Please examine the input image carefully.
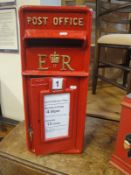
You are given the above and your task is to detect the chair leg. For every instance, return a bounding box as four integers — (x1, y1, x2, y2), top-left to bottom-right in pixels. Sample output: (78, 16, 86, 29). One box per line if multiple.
(123, 49, 130, 87)
(127, 70, 131, 93)
(92, 44, 101, 94)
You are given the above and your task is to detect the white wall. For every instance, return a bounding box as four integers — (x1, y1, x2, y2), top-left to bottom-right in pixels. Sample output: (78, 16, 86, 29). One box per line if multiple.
(17, 0, 40, 7)
(0, 0, 40, 121)
(0, 0, 62, 121)
(40, 0, 61, 6)
(0, 54, 23, 121)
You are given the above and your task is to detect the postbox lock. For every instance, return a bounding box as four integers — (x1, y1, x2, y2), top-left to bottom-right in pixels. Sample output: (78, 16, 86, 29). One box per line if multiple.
(28, 127, 33, 142)
(124, 134, 131, 158)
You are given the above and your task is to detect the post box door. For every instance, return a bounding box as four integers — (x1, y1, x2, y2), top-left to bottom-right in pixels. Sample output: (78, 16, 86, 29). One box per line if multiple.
(28, 77, 78, 155)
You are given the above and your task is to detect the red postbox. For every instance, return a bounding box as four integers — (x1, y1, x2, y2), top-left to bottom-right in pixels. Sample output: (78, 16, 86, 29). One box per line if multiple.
(19, 6, 92, 155)
(110, 94, 131, 174)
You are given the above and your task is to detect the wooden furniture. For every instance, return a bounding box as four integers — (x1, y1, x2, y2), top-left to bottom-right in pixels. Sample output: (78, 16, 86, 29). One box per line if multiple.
(92, 1, 131, 94)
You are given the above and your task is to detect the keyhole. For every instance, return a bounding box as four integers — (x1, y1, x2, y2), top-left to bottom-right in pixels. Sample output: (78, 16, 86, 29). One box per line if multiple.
(56, 81, 59, 87)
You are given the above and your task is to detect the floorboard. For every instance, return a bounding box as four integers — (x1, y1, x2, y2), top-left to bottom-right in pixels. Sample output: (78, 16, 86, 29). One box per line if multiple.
(87, 85, 125, 121)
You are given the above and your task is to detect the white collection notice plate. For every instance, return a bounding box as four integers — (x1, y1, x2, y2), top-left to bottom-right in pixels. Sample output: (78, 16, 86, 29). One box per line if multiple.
(44, 93, 70, 140)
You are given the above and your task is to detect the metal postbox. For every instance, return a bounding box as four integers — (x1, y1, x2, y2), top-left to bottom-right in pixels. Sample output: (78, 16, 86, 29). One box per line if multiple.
(110, 94, 131, 174)
(19, 6, 92, 155)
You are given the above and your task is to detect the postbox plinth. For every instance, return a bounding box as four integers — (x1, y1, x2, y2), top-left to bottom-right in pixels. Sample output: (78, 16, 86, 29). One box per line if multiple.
(19, 6, 92, 155)
(110, 94, 131, 175)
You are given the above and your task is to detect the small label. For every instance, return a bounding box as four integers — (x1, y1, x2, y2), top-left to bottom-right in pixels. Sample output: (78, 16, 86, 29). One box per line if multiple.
(59, 32, 68, 36)
(52, 78, 63, 90)
(70, 85, 77, 90)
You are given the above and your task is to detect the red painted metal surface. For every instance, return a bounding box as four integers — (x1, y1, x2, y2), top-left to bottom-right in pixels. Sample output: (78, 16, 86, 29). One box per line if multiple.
(19, 6, 92, 155)
(110, 94, 131, 175)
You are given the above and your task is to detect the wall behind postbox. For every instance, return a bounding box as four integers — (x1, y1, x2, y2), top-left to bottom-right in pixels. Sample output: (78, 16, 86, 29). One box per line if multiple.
(0, 0, 42, 121)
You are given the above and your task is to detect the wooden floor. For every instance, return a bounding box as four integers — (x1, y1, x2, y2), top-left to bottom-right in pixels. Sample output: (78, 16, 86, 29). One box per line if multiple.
(0, 124, 14, 142)
(87, 85, 126, 121)
(0, 117, 123, 175)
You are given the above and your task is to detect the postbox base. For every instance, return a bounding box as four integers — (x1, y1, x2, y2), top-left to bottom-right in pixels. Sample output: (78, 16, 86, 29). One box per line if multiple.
(110, 154, 131, 175)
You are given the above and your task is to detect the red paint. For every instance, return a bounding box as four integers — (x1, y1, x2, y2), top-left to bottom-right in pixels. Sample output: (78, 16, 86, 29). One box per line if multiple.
(19, 6, 92, 155)
(110, 95, 131, 175)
